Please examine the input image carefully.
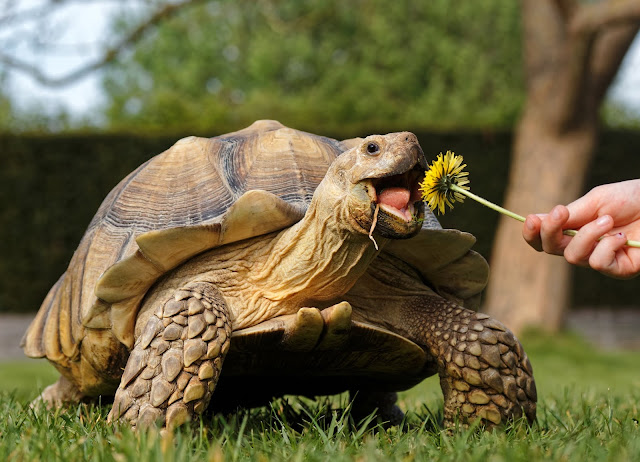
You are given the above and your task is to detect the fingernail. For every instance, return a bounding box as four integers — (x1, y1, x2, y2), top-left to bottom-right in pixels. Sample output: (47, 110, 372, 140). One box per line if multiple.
(551, 206, 563, 221)
(596, 215, 611, 226)
(525, 217, 535, 230)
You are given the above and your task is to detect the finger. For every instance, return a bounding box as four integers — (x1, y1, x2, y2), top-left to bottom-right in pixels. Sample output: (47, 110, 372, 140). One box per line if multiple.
(540, 205, 572, 255)
(563, 194, 599, 229)
(566, 181, 640, 228)
(589, 233, 639, 279)
(563, 215, 614, 266)
(523, 214, 543, 251)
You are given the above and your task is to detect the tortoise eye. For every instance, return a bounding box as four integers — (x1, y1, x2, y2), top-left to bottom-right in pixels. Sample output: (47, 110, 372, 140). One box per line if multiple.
(366, 142, 380, 155)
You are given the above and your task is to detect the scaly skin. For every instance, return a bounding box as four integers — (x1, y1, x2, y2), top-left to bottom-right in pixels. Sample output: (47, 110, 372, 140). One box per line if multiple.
(108, 282, 231, 429)
(399, 296, 537, 427)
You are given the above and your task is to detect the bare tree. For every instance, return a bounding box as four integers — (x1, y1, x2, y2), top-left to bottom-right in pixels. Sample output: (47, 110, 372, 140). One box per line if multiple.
(484, 0, 640, 333)
(0, 0, 205, 87)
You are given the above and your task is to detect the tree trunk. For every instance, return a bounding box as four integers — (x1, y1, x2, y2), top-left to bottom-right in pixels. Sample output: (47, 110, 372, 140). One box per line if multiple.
(483, 111, 597, 333)
(483, 0, 639, 333)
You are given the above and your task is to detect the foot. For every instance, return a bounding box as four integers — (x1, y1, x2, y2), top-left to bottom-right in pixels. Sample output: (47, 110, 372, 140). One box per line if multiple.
(410, 299, 536, 427)
(32, 374, 84, 408)
(108, 282, 231, 429)
(280, 302, 353, 351)
(350, 390, 404, 427)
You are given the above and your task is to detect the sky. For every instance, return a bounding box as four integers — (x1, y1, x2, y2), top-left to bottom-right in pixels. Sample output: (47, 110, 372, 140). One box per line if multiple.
(4, 1, 131, 118)
(609, 35, 640, 113)
(4, 1, 640, 121)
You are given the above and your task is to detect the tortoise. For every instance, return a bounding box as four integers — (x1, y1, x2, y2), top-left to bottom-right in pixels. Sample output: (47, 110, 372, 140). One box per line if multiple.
(22, 120, 536, 429)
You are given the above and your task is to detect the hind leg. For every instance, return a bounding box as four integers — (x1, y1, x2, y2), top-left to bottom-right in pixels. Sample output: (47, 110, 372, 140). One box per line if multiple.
(108, 282, 231, 429)
(350, 390, 404, 426)
(32, 373, 84, 408)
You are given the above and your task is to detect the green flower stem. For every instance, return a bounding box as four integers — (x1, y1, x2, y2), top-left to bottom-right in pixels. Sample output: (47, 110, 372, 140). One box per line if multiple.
(449, 184, 640, 248)
(450, 184, 525, 222)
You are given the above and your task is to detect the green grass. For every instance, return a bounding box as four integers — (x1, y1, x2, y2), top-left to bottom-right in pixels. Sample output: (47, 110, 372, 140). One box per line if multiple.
(1, 331, 639, 461)
(0, 359, 59, 401)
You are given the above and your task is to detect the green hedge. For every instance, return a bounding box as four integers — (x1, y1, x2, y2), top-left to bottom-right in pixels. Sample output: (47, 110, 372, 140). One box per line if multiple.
(1, 130, 638, 314)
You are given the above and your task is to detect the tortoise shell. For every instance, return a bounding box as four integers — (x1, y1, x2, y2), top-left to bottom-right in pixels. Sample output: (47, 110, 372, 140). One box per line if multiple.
(22, 120, 488, 396)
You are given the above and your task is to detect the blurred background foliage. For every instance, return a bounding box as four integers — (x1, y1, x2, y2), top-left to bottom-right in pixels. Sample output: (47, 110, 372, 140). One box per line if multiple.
(0, 0, 637, 133)
(103, 0, 524, 134)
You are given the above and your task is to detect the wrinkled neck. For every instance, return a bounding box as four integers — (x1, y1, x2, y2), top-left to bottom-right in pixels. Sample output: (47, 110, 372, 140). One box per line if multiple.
(253, 183, 387, 304)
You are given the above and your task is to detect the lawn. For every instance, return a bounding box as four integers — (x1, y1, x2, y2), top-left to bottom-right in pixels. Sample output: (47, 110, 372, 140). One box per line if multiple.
(1, 331, 639, 461)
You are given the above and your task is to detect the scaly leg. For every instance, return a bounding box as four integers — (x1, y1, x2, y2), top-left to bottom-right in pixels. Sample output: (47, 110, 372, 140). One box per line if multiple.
(108, 282, 231, 429)
(401, 296, 537, 427)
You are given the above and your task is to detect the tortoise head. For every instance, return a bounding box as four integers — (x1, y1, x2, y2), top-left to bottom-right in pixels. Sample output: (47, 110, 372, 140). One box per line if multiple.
(318, 131, 427, 239)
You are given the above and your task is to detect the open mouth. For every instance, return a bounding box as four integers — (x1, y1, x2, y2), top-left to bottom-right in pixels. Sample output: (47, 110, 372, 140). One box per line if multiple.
(370, 165, 425, 222)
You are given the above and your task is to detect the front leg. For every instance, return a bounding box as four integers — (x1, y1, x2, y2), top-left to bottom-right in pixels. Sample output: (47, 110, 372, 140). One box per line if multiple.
(401, 296, 537, 427)
(108, 282, 231, 429)
(31, 374, 84, 408)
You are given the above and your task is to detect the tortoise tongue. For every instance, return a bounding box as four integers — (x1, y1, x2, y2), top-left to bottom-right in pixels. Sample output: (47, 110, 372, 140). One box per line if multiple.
(378, 187, 410, 210)
(378, 187, 413, 222)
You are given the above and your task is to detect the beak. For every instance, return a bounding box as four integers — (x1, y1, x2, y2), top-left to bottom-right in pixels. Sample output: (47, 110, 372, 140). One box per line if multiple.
(415, 144, 427, 169)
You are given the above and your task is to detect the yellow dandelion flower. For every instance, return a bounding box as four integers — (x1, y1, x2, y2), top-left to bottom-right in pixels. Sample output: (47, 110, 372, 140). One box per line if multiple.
(419, 150, 529, 223)
(419, 149, 640, 248)
(420, 151, 470, 214)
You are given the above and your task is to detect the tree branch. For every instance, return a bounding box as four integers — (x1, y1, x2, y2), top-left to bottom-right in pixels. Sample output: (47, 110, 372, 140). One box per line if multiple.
(551, 0, 577, 23)
(572, 0, 640, 34)
(0, 0, 128, 28)
(549, 0, 640, 130)
(520, 0, 567, 91)
(0, 3, 48, 27)
(588, 22, 640, 107)
(0, 0, 207, 87)
(547, 27, 595, 130)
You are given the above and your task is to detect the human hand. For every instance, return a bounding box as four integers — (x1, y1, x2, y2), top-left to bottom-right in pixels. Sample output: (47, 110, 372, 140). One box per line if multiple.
(522, 180, 640, 279)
